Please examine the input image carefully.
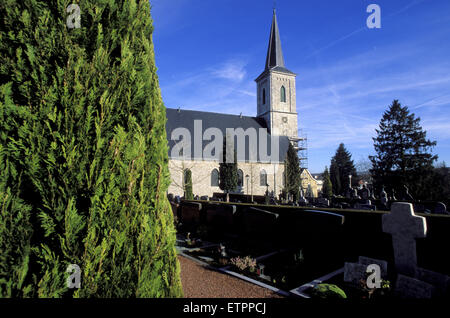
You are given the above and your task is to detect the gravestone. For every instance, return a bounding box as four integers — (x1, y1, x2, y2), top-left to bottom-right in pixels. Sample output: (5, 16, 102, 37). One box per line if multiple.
(434, 202, 447, 215)
(180, 201, 203, 229)
(351, 188, 360, 199)
(291, 210, 345, 269)
(206, 204, 236, 232)
(298, 192, 308, 206)
(395, 274, 434, 299)
(344, 256, 388, 285)
(242, 207, 279, 236)
(358, 256, 388, 278)
(354, 201, 376, 210)
(414, 267, 450, 297)
(400, 185, 414, 201)
(317, 197, 330, 207)
(413, 203, 426, 214)
(390, 189, 397, 201)
(380, 188, 388, 208)
(345, 186, 353, 199)
(359, 186, 370, 201)
(382, 202, 427, 277)
(343, 262, 368, 285)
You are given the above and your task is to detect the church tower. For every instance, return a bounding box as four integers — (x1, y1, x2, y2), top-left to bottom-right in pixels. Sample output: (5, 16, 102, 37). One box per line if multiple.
(255, 10, 298, 139)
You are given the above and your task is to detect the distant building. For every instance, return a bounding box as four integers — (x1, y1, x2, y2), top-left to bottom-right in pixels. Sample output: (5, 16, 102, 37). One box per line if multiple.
(165, 10, 317, 198)
(312, 173, 324, 195)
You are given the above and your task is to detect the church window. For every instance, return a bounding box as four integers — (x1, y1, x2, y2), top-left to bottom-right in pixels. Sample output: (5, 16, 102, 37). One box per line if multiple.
(262, 88, 266, 105)
(211, 169, 219, 187)
(280, 86, 286, 103)
(237, 169, 244, 188)
(260, 169, 267, 186)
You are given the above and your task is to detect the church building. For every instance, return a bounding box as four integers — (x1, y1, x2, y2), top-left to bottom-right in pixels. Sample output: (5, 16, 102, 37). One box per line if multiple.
(165, 10, 318, 198)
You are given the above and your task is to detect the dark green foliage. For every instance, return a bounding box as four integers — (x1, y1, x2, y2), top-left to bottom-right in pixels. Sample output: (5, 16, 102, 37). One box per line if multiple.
(219, 136, 238, 201)
(184, 169, 193, 200)
(0, 0, 182, 297)
(369, 100, 437, 199)
(322, 167, 333, 199)
(330, 143, 357, 195)
(284, 143, 301, 200)
(429, 162, 450, 206)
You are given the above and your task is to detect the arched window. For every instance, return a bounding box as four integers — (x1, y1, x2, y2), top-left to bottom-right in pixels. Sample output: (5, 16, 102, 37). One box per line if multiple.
(280, 86, 286, 103)
(262, 88, 266, 105)
(260, 169, 267, 187)
(237, 169, 244, 188)
(211, 169, 219, 187)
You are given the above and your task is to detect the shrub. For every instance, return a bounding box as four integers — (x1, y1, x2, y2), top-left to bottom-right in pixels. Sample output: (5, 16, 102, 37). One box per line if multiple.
(311, 284, 347, 299)
(0, 0, 182, 297)
(230, 256, 257, 272)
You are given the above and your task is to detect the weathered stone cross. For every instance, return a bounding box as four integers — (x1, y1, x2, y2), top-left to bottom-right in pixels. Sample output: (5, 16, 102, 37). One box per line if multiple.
(382, 202, 427, 276)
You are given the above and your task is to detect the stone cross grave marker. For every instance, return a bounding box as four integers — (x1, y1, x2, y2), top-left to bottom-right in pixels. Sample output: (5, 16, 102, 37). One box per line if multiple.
(382, 202, 427, 277)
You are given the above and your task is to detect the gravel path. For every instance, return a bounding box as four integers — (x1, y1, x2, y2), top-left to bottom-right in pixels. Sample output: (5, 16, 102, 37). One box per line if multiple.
(178, 255, 283, 298)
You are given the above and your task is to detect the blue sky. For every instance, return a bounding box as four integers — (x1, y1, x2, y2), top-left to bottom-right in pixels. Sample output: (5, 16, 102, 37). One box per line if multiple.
(150, 0, 450, 173)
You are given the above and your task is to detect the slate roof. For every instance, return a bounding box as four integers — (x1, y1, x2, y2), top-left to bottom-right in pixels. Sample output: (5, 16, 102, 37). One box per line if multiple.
(165, 108, 290, 163)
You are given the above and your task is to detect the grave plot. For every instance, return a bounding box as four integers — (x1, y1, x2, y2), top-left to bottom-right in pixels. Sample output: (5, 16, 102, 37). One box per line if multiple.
(220, 209, 347, 292)
(179, 201, 204, 233)
(225, 248, 342, 291)
(292, 203, 450, 299)
(296, 257, 392, 300)
(183, 244, 242, 268)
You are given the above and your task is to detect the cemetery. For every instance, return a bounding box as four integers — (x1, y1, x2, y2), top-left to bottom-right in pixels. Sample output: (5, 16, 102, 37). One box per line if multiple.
(170, 195, 450, 299)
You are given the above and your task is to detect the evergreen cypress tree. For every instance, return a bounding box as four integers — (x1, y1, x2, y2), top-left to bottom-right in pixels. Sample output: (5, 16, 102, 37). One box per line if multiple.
(369, 100, 437, 199)
(330, 143, 357, 195)
(284, 143, 301, 200)
(219, 136, 238, 202)
(322, 167, 333, 199)
(0, 0, 182, 297)
(184, 169, 193, 200)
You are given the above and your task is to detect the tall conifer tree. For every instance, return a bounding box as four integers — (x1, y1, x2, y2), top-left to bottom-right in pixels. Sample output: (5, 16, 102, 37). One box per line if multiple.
(322, 167, 333, 199)
(184, 169, 193, 200)
(369, 100, 437, 198)
(0, 0, 182, 297)
(284, 143, 301, 200)
(219, 136, 238, 202)
(330, 143, 357, 195)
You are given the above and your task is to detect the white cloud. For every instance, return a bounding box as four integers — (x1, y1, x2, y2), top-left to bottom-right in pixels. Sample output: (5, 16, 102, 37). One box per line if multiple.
(210, 60, 247, 82)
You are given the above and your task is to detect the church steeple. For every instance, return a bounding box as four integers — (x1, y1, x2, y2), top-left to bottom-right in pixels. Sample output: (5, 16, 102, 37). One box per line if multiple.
(265, 9, 285, 70)
(255, 9, 298, 138)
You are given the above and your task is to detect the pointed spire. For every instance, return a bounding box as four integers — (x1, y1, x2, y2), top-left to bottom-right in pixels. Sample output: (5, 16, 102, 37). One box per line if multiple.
(265, 9, 285, 70)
